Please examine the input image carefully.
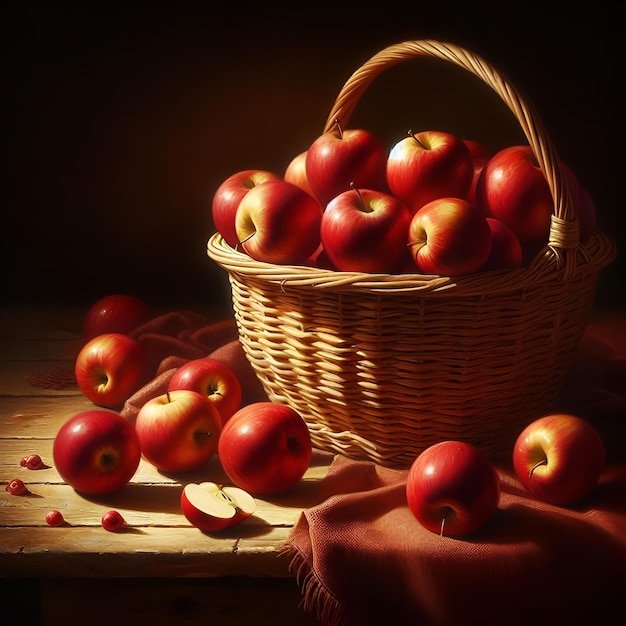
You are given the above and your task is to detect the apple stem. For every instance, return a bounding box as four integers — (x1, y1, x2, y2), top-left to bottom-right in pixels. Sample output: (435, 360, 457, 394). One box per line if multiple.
(334, 118, 344, 139)
(440, 513, 447, 537)
(529, 458, 547, 480)
(350, 182, 367, 211)
(408, 130, 426, 149)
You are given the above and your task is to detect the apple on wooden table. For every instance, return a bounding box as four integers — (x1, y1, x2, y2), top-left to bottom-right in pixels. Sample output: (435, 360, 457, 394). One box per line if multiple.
(134, 389, 222, 473)
(52, 409, 141, 495)
(218, 401, 312, 496)
(83, 293, 151, 340)
(181, 481, 256, 532)
(168, 357, 242, 426)
(75, 332, 154, 411)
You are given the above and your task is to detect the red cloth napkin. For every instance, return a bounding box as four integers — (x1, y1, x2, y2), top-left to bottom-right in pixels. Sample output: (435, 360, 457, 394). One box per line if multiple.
(283, 314, 626, 626)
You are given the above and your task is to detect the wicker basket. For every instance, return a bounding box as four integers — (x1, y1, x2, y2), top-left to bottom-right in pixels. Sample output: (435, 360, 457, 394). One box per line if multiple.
(207, 40, 616, 468)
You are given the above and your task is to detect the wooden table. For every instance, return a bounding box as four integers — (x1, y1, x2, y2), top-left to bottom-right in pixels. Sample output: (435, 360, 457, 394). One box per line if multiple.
(0, 305, 329, 625)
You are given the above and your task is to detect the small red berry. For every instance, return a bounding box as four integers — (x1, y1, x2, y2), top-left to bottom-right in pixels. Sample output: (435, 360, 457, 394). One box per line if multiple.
(6, 478, 28, 495)
(101, 510, 125, 532)
(45, 510, 65, 526)
(22, 454, 45, 470)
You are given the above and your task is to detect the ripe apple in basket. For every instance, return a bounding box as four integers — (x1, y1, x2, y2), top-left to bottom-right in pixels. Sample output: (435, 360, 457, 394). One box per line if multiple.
(320, 184, 413, 273)
(83, 293, 151, 340)
(135, 389, 222, 473)
(284, 150, 316, 199)
(387, 130, 474, 214)
(463, 139, 492, 207)
(218, 401, 312, 496)
(406, 440, 501, 537)
(475, 145, 558, 249)
(75, 333, 154, 411)
(463, 138, 492, 161)
(305, 120, 389, 208)
(53, 409, 141, 495)
(181, 481, 256, 532)
(212, 169, 280, 248)
(235, 178, 323, 265)
(482, 217, 523, 271)
(407, 197, 492, 275)
(168, 357, 242, 426)
(512, 413, 605, 505)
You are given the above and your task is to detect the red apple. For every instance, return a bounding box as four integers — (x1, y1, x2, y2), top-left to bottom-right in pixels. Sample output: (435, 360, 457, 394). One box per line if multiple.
(134, 389, 222, 473)
(475, 145, 556, 247)
(181, 482, 256, 532)
(83, 293, 151, 340)
(217, 401, 312, 496)
(387, 130, 474, 214)
(482, 217, 523, 271)
(168, 357, 242, 426)
(211, 169, 281, 248)
(466, 157, 487, 207)
(463, 139, 492, 161)
(75, 333, 154, 411)
(408, 197, 492, 275)
(52, 409, 141, 495)
(306, 243, 336, 270)
(406, 440, 501, 537)
(208, 340, 270, 407)
(512, 413, 605, 505)
(305, 121, 389, 208)
(235, 178, 323, 265)
(320, 185, 413, 273)
(283, 150, 316, 199)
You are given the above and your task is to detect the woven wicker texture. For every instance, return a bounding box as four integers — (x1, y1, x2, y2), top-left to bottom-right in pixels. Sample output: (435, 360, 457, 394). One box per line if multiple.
(207, 40, 616, 468)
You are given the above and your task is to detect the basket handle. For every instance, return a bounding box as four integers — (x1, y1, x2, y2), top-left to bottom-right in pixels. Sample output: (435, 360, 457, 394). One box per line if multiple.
(322, 40, 580, 270)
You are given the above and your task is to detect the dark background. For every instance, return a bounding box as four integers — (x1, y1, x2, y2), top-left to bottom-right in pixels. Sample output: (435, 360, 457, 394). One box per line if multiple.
(2, 1, 624, 313)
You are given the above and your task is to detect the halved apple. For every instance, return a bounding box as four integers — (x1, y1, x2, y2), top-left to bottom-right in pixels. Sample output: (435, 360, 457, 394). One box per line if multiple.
(181, 482, 256, 531)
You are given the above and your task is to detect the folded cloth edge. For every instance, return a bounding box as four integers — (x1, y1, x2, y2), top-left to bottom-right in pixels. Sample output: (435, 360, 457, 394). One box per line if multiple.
(281, 531, 355, 626)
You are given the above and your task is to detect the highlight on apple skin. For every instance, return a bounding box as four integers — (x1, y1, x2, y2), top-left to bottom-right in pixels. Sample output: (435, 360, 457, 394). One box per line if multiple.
(512, 413, 606, 506)
(52, 409, 142, 496)
(217, 401, 313, 496)
(406, 440, 501, 537)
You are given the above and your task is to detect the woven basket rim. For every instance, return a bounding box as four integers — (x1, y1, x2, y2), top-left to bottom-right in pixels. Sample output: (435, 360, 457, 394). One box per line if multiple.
(207, 229, 616, 297)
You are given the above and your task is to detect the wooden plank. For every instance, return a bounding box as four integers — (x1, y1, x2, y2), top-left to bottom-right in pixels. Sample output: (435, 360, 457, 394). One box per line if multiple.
(1, 438, 331, 486)
(0, 359, 81, 396)
(0, 526, 297, 578)
(0, 395, 94, 436)
(0, 304, 333, 590)
(1, 478, 318, 529)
